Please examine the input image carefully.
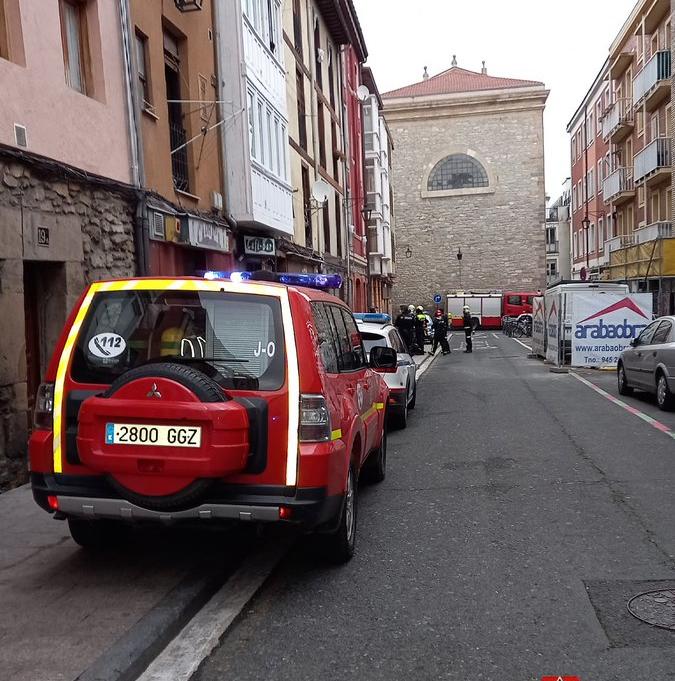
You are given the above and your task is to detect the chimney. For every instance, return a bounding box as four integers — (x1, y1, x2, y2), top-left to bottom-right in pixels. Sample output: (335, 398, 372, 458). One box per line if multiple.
(451, 54, 457, 67)
(422, 66, 429, 80)
(481, 61, 487, 75)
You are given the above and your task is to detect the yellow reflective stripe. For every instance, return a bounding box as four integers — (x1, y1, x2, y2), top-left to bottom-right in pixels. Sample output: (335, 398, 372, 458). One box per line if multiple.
(360, 405, 377, 422)
(53, 285, 98, 473)
(330, 429, 342, 441)
(52, 279, 300, 484)
(375, 402, 385, 411)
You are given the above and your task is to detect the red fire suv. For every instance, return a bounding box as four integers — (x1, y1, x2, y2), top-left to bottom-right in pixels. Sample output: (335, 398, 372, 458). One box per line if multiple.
(29, 272, 394, 563)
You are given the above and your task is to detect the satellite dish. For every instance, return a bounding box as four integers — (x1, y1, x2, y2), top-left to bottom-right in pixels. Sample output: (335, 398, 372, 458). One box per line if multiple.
(357, 85, 370, 102)
(311, 179, 331, 204)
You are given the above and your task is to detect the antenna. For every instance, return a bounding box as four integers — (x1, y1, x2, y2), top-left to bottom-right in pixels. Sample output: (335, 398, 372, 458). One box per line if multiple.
(357, 84, 370, 102)
(311, 179, 331, 204)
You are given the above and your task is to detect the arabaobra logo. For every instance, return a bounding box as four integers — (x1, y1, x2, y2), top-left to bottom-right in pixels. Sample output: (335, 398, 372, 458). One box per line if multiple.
(574, 297, 648, 340)
(547, 301, 558, 338)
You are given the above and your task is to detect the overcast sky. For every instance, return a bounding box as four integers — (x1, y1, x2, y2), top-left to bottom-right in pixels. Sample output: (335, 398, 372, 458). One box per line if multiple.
(353, 0, 638, 201)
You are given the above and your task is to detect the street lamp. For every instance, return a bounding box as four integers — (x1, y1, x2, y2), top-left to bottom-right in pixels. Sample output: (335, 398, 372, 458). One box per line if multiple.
(581, 215, 590, 270)
(174, 0, 204, 10)
(405, 246, 413, 258)
(456, 247, 463, 289)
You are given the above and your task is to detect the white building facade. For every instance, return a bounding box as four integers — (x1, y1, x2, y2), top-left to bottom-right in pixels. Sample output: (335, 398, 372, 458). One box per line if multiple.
(362, 69, 395, 312)
(214, 0, 294, 255)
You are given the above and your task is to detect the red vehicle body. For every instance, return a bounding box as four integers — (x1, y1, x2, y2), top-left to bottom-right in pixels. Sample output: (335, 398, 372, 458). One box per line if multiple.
(29, 276, 392, 562)
(447, 291, 539, 329)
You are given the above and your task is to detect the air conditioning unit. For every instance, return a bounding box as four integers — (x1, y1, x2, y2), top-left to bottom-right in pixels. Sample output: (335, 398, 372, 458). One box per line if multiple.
(151, 211, 165, 239)
(211, 191, 223, 211)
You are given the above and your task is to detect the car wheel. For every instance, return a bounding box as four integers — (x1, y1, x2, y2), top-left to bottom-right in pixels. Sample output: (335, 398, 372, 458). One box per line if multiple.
(319, 465, 357, 564)
(363, 424, 387, 484)
(393, 397, 408, 429)
(408, 384, 417, 410)
(656, 373, 675, 411)
(68, 517, 129, 549)
(617, 363, 633, 396)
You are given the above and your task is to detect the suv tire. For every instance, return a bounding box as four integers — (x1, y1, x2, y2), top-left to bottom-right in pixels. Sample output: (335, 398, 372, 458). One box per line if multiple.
(319, 465, 357, 564)
(68, 517, 129, 549)
(363, 426, 387, 484)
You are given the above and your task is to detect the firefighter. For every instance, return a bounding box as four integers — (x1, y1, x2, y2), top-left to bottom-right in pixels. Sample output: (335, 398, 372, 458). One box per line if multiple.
(414, 306, 427, 354)
(395, 304, 416, 352)
(430, 308, 451, 355)
(462, 305, 473, 353)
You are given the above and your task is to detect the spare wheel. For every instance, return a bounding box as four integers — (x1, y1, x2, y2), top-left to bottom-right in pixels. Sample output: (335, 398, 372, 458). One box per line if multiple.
(76, 363, 251, 511)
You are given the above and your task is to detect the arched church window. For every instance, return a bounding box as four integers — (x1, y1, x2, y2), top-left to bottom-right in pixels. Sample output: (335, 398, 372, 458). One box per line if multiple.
(427, 154, 489, 191)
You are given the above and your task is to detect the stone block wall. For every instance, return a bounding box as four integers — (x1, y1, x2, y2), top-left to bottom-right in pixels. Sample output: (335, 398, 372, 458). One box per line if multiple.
(0, 157, 136, 490)
(387, 107, 547, 311)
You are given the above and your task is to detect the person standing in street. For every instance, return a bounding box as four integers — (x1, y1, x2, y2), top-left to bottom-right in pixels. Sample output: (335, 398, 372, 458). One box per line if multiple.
(395, 305, 416, 353)
(414, 306, 427, 354)
(431, 309, 451, 355)
(462, 305, 473, 353)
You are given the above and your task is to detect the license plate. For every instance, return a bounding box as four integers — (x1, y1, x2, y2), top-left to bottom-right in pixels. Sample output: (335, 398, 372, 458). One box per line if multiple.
(105, 423, 202, 448)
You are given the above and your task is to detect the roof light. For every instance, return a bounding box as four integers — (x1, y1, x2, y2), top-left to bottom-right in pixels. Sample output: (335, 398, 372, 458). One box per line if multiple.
(201, 271, 342, 289)
(354, 313, 392, 324)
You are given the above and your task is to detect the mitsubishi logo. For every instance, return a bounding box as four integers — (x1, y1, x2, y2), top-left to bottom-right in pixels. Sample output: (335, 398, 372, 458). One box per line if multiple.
(147, 383, 162, 399)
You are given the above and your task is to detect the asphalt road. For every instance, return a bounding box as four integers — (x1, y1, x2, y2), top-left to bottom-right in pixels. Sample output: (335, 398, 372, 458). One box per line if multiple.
(196, 331, 675, 681)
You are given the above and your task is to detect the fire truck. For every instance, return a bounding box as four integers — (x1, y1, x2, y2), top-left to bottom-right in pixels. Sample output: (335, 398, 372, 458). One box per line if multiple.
(446, 291, 538, 330)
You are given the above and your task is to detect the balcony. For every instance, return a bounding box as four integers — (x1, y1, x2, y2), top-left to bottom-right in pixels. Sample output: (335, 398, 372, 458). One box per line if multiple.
(604, 234, 636, 260)
(633, 50, 671, 112)
(602, 98, 633, 144)
(366, 190, 383, 219)
(364, 131, 380, 157)
(602, 167, 635, 205)
(635, 221, 673, 243)
(634, 137, 671, 186)
(546, 241, 559, 254)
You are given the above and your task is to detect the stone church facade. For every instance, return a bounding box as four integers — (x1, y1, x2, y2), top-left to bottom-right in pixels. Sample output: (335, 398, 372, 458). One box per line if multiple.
(382, 63, 549, 310)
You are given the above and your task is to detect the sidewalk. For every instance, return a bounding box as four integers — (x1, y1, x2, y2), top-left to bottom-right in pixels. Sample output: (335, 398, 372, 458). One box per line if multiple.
(0, 484, 225, 681)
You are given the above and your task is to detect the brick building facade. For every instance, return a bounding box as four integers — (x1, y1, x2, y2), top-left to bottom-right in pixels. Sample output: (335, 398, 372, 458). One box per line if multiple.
(382, 63, 548, 310)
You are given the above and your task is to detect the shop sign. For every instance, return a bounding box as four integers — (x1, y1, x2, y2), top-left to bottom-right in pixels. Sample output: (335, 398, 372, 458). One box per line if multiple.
(183, 216, 229, 252)
(244, 236, 275, 256)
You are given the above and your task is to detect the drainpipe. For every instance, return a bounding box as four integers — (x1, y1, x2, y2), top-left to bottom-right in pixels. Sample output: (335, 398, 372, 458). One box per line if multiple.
(211, 0, 239, 268)
(119, 0, 149, 275)
(305, 0, 322, 266)
(338, 45, 351, 304)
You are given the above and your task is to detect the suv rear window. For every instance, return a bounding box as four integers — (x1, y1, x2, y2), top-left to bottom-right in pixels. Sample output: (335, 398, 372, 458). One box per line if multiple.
(71, 290, 286, 390)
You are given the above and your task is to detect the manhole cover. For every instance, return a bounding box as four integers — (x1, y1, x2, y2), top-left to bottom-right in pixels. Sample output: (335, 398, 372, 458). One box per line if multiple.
(628, 590, 675, 630)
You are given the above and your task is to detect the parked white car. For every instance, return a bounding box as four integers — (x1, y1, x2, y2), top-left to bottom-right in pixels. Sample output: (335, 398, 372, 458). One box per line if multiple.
(357, 318, 417, 428)
(617, 315, 675, 411)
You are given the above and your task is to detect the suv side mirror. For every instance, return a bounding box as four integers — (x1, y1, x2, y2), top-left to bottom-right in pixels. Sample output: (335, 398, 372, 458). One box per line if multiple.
(370, 346, 397, 370)
(630, 338, 639, 348)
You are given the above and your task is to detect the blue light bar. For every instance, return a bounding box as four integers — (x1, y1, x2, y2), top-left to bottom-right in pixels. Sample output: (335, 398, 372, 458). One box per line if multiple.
(201, 271, 342, 289)
(354, 313, 392, 324)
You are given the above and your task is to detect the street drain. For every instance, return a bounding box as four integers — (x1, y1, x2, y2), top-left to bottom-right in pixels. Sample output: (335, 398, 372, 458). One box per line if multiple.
(628, 590, 675, 631)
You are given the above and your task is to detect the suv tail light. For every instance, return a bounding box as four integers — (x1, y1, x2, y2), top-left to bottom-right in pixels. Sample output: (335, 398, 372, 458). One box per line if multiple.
(34, 383, 55, 430)
(299, 394, 331, 442)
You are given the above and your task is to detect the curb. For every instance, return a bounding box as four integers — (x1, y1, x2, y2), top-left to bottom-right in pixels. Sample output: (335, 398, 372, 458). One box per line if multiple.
(416, 348, 441, 379)
(75, 563, 228, 681)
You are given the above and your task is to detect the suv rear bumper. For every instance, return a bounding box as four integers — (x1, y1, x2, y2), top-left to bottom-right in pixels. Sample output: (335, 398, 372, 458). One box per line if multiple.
(31, 473, 342, 530)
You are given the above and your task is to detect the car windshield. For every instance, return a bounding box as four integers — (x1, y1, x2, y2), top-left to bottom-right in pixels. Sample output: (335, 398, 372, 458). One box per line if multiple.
(360, 331, 388, 354)
(70, 289, 286, 390)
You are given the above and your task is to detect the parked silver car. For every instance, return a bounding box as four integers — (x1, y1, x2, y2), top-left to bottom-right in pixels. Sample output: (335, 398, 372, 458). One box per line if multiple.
(357, 319, 417, 429)
(617, 315, 675, 410)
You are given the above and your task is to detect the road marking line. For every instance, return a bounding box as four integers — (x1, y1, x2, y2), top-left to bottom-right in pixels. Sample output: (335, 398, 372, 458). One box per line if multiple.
(492, 333, 500, 339)
(137, 542, 289, 681)
(571, 371, 675, 441)
(512, 337, 532, 351)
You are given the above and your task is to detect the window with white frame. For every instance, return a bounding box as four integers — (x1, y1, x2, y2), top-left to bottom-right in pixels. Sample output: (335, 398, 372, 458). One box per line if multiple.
(587, 169, 594, 198)
(599, 217, 605, 246)
(243, 0, 282, 57)
(572, 185, 577, 212)
(246, 89, 287, 182)
(596, 100, 602, 135)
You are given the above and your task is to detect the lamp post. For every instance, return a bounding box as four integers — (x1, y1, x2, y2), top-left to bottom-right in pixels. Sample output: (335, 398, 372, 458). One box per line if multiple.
(581, 215, 590, 270)
(456, 247, 463, 289)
